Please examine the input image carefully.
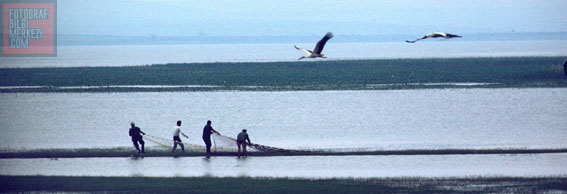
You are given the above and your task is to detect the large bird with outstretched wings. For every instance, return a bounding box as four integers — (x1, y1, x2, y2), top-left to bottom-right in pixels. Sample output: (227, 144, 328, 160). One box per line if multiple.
(406, 32, 462, 43)
(295, 32, 333, 60)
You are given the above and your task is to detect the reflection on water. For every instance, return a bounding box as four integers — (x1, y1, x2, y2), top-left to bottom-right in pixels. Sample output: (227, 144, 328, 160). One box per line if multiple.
(1, 154, 566, 178)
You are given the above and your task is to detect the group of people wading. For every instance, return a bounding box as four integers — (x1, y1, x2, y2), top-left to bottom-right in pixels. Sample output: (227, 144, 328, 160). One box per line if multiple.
(128, 120, 251, 158)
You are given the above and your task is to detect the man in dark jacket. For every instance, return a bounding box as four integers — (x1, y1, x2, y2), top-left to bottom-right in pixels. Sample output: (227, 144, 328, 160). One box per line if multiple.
(202, 120, 220, 158)
(129, 122, 146, 153)
(237, 129, 251, 158)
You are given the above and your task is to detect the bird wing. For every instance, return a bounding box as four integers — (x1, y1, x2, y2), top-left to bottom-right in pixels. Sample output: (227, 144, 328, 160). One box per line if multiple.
(407, 32, 461, 43)
(294, 45, 313, 55)
(445, 33, 462, 38)
(406, 34, 429, 43)
(313, 32, 333, 54)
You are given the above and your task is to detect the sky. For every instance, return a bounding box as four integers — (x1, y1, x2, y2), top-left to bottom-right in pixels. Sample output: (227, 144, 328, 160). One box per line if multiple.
(57, 0, 567, 37)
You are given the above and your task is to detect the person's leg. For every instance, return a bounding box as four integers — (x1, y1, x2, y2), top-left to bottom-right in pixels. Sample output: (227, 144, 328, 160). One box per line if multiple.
(132, 139, 140, 152)
(172, 137, 178, 152)
(237, 142, 241, 158)
(243, 143, 247, 157)
(180, 142, 185, 152)
(206, 142, 211, 154)
(139, 139, 145, 153)
(203, 137, 211, 155)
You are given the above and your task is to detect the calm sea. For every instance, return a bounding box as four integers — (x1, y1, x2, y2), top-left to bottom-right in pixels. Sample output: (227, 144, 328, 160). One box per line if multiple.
(1, 41, 567, 178)
(1, 88, 565, 151)
(1, 89, 566, 178)
(1, 40, 566, 68)
(2, 154, 566, 178)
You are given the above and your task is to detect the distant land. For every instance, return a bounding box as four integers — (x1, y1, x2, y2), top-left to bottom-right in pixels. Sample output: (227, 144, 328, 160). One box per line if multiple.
(54, 32, 567, 46)
(1, 57, 566, 92)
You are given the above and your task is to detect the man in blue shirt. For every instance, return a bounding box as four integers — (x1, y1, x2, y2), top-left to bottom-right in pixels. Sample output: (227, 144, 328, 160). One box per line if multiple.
(129, 122, 146, 153)
(202, 120, 220, 157)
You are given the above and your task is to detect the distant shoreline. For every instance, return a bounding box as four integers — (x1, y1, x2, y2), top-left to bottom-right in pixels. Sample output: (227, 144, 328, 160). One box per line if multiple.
(2, 56, 566, 93)
(2, 82, 567, 93)
(2, 147, 566, 159)
(3, 83, 564, 93)
(56, 32, 567, 46)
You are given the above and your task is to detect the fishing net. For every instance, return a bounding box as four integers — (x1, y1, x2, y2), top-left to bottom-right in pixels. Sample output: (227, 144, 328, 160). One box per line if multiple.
(212, 133, 295, 153)
(144, 133, 295, 153)
(144, 134, 207, 152)
(210, 133, 243, 152)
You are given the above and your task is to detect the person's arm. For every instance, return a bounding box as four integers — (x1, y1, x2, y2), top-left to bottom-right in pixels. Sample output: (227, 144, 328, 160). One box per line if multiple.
(181, 130, 189, 138)
(246, 135, 251, 144)
(211, 128, 220, 135)
(140, 129, 146, 135)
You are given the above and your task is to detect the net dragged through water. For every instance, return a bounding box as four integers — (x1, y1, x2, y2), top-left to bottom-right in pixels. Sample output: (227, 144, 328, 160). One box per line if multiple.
(144, 134, 206, 152)
(144, 133, 297, 153)
(211, 133, 296, 153)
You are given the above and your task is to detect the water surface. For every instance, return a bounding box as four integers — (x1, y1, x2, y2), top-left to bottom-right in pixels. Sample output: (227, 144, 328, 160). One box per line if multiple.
(1, 40, 566, 68)
(1, 153, 565, 178)
(1, 88, 565, 151)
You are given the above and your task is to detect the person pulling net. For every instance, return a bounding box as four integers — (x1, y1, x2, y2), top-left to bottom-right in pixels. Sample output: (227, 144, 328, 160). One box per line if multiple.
(144, 134, 207, 152)
(211, 132, 296, 153)
(143, 131, 298, 154)
(237, 129, 251, 158)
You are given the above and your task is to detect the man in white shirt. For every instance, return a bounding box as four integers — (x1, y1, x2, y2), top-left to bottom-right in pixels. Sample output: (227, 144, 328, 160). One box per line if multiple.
(172, 120, 189, 153)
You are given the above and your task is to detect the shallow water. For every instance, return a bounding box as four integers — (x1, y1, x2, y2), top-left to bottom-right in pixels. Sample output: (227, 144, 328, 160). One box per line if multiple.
(1, 40, 566, 68)
(1, 153, 566, 178)
(0, 88, 565, 151)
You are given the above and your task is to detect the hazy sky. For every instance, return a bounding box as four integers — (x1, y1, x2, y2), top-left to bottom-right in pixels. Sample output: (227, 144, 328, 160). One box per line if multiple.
(57, 0, 567, 36)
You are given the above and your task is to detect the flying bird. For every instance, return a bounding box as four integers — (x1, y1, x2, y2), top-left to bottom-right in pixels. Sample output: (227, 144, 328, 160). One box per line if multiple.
(405, 32, 462, 43)
(295, 32, 333, 60)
